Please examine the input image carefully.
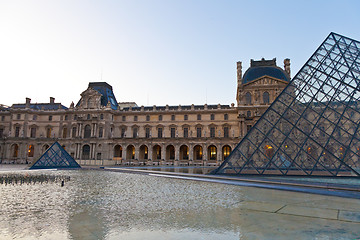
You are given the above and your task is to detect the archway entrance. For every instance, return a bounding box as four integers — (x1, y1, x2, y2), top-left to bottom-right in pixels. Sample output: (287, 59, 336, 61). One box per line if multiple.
(82, 145, 90, 159)
(193, 145, 203, 160)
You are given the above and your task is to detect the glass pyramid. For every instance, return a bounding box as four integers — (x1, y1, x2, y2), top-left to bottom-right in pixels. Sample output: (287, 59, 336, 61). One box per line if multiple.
(214, 32, 360, 177)
(30, 142, 81, 169)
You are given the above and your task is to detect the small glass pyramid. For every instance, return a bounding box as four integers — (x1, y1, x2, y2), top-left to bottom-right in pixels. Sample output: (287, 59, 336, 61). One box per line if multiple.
(30, 142, 81, 169)
(214, 32, 360, 177)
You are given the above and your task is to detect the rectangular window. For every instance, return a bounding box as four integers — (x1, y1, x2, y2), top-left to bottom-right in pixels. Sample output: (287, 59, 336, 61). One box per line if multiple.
(134, 116, 138, 121)
(145, 128, 150, 138)
(146, 115, 150, 121)
(30, 128, 36, 138)
(49, 115, 53, 121)
(224, 114, 228, 120)
(72, 127, 77, 138)
(224, 127, 229, 138)
(158, 115, 162, 121)
(122, 116, 126, 121)
(17, 114, 21, 120)
(15, 126, 20, 137)
(1, 116, 5, 121)
(183, 128, 188, 138)
(33, 115, 37, 121)
(121, 127, 126, 138)
(171, 115, 175, 121)
(0, 128, 3, 138)
(158, 128, 163, 138)
(184, 115, 188, 120)
(133, 128, 138, 138)
(171, 128, 175, 138)
(196, 127, 201, 138)
(99, 127, 103, 138)
(210, 127, 215, 138)
(197, 114, 201, 120)
(210, 114, 215, 120)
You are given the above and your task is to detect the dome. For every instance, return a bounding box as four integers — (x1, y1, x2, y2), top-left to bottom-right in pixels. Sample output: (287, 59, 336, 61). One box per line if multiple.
(242, 58, 290, 84)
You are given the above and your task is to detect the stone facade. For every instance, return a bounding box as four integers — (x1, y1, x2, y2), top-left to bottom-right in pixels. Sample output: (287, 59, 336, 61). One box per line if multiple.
(0, 59, 290, 166)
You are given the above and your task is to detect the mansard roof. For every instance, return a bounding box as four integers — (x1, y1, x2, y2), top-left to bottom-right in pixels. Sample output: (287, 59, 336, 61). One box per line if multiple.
(11, 103, 67, 110)
(122, 104, 232, 112)
(242, 58, 290, 84)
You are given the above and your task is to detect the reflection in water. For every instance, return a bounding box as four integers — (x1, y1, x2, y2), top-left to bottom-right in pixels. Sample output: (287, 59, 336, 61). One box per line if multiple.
(0, 170, 359, 239)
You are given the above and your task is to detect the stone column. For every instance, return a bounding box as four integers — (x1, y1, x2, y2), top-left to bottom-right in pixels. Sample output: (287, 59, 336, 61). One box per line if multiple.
(189, 145, 194, 162)
(217, 145, 222, 162)
(203, 145, 208, 164)
(175, 145, 179, 161)
(161, 145, 166, 161)
(135, 145, 139, 160)
(148, 145, 153, 162)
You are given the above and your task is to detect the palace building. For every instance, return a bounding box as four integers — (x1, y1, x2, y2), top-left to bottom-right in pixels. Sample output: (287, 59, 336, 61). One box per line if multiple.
(0, 58, 290, 166)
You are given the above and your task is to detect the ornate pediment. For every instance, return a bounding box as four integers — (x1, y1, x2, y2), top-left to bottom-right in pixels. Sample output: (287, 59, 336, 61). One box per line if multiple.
(76, 87, 103, 109)
(242, 75, 289, 87)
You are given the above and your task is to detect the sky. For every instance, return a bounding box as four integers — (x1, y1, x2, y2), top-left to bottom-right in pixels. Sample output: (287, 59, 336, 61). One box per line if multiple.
(1, 0, 360, 108)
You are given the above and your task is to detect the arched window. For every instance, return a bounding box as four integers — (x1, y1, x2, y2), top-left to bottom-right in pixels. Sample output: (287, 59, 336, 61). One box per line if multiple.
(42, 144, 49, 153)
(114, 145, 122, 158)
(84, 125, 91, 138)
(339, 146, 345, 159)
(153, 145, 161, 160)
(46, 128, 52, 138)
(140, 145, 148, 160)
(126, 145, 135, 159)
(194, 145, 203, 160)
(12, 144, 19, 158)
(264, 145, 274, 159)
(245, 92, 252, 105)
(166, 145, 175, 160)
(28, 145, 34, 157)
(82, 145, 90, 159)
(222, 145, 231, 160)
(263, 92, 270, 104)
(208, 145, 217, 160)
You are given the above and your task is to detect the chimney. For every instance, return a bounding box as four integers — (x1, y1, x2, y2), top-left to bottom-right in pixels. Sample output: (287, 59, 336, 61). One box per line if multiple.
(50, 97, 55, 104)
(237, 61, 242, 84)
(26, 98, 31, 108)
(284, 58, 291, 78)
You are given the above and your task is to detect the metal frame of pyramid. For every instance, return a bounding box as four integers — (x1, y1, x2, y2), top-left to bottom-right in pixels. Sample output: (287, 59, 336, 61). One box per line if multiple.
(29, 142, 81, 169)
(214, 32, 360, 177)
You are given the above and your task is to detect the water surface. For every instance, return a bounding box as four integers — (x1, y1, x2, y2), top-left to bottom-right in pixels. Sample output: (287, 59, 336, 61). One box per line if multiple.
(0, 169, 359, 240)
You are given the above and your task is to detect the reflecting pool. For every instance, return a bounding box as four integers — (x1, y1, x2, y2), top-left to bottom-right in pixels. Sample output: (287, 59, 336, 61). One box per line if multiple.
(0, 169, 359, 240)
